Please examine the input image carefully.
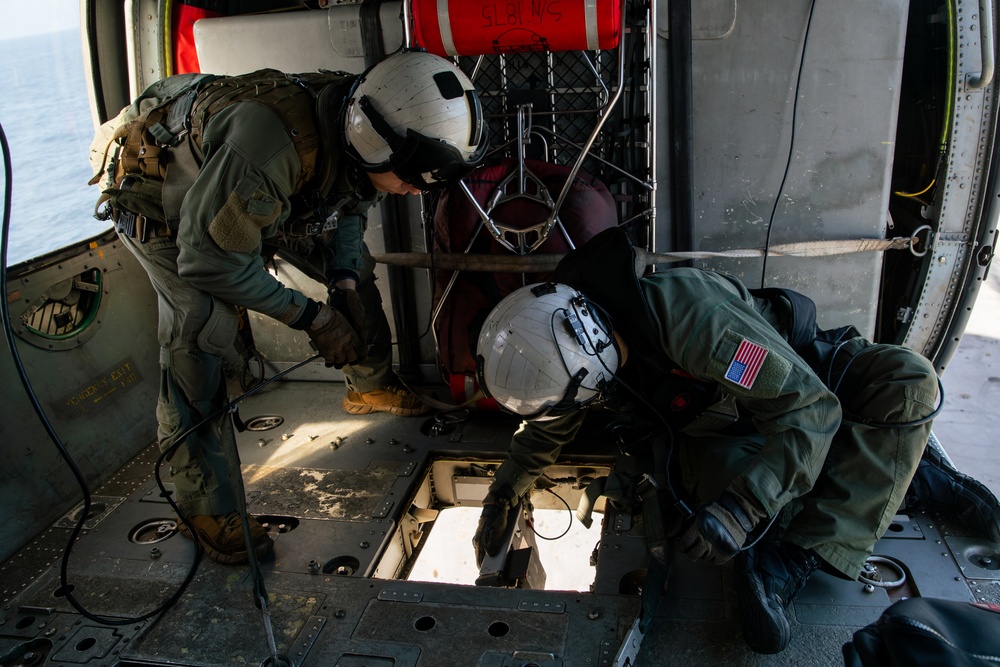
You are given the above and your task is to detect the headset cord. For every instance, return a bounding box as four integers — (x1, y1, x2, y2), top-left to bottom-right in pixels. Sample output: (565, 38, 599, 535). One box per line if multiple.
(573, 298, 693, 521)
(825, 343, 945, 428)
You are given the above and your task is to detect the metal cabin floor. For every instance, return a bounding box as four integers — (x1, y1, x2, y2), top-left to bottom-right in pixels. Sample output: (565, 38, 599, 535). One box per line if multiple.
(0, 380, 990, 667)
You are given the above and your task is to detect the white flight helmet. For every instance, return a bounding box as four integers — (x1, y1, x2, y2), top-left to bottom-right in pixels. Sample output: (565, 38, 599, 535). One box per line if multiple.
(343, 51, 488, 190)
(476, 283, 620, 420)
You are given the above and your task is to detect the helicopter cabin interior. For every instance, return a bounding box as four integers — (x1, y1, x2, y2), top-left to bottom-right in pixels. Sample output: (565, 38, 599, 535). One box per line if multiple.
(1, 0, 999, 665)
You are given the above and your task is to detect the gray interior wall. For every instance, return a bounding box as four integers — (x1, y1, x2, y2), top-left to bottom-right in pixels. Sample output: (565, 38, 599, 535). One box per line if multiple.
(0, 237, 161, 562)
(660, 0, 908, 335)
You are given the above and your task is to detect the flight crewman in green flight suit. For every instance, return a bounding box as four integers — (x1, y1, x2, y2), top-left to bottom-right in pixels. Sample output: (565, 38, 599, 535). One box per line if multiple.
(90, 51, 487, 564)
(473, 227, 939, 654)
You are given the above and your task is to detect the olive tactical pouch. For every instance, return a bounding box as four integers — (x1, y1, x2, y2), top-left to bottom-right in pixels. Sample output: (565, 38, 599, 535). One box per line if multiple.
(117, 102, 172, 181)
(106, 175, 169, 225)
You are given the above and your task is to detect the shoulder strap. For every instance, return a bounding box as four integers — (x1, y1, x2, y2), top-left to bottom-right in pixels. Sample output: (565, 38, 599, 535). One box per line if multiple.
(188, 69, 355, 193)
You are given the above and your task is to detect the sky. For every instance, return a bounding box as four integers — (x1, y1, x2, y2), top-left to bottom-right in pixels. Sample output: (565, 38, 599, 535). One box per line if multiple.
(0, 1, 81, 41)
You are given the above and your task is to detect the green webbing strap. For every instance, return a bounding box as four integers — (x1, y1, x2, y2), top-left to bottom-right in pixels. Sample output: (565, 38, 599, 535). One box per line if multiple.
(637, 475, 671, 566)
(639, 557, 671, 633)
(148, 88, 200, 146)
(576, 471, 634, 529)
(220, 407, 285, 664)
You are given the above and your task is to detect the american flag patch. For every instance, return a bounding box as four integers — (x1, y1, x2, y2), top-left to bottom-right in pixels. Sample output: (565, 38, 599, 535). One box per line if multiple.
(725, 338, 769, 390)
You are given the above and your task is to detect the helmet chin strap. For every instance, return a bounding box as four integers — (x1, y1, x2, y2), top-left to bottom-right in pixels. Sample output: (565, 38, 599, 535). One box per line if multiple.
(546, 367, 590, 414)
(355, 94, 484, 189)
(544, 296, 620, 416)
(357, 95, 407, 159)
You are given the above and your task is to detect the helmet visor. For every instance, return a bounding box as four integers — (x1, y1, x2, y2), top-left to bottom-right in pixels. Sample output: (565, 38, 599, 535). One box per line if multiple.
(356, 95, 488, 190)
(388, 127, 488, 190)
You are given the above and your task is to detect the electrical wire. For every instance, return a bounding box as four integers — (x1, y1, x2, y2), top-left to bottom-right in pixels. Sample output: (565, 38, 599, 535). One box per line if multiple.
(895, 179, 937, 198)
(889, 3, 952, 210)
(161, 0, 174, 77)
(942, 0, 955, 152)
(575, 297, 691, 518)
(549, 301, 617, 397)
(1, 120, 193, 625)
(527, 489, 573, 541)
(154, 353, 321, 540)
(760, 0, 818, 289)
(1, 116, 320, 626)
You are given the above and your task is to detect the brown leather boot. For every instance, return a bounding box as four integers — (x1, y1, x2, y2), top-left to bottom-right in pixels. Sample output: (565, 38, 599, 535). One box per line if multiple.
(177, 511, 274, 564)
(341, 385, 430, 417)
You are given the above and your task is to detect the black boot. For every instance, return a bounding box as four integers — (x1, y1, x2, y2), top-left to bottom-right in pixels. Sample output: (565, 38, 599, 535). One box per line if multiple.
(906, 444, 1000, 543)
(734, 540, 820, 654)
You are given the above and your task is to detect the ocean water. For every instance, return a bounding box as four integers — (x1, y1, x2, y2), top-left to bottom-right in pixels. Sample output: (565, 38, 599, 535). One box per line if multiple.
(0, 29, 112, 266)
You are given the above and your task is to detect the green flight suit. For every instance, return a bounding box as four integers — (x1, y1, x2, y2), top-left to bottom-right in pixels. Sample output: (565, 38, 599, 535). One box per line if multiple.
(113, 81, 396, 517)
(492, 268, 939, 579)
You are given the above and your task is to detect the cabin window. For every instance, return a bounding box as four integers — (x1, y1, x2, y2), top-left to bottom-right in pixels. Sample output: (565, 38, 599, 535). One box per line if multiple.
(0, 4, 112, 267)
(19, 268, 103, 340)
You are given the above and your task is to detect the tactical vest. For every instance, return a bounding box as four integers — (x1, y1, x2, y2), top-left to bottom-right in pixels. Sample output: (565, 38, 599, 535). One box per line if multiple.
(96, 69, 355, 227)
(187, 70, 354, 192)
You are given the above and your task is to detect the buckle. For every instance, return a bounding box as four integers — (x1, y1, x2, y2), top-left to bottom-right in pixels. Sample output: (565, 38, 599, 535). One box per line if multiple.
(286, 219, 323, 237)
(113, 209, 161, 242)
(115, 209, 137, 238)
(136, 214, 150, 242)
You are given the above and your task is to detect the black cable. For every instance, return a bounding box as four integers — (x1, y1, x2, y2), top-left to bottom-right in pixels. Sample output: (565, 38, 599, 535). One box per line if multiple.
(576, 297, 690, 517)
(760, 0, 818, 288)
(825, 344, 945, 428)
(0, 119, 319, 625)
(104, 347, 319, 623)
(527, 489, 573, 541)
(84, 0, 108, 123)
(154, 352, 321, 551)
(1, 118, 197, 625)
(740, 513, 781, 552)
(548, 305, 612, 396)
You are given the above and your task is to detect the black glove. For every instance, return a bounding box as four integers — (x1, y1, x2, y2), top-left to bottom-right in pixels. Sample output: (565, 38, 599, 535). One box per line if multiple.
(472, 484, 518, 567)
(328, 287, 366, 340)
(305, 302, 366, 369)
(677, 493, 759, 565)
